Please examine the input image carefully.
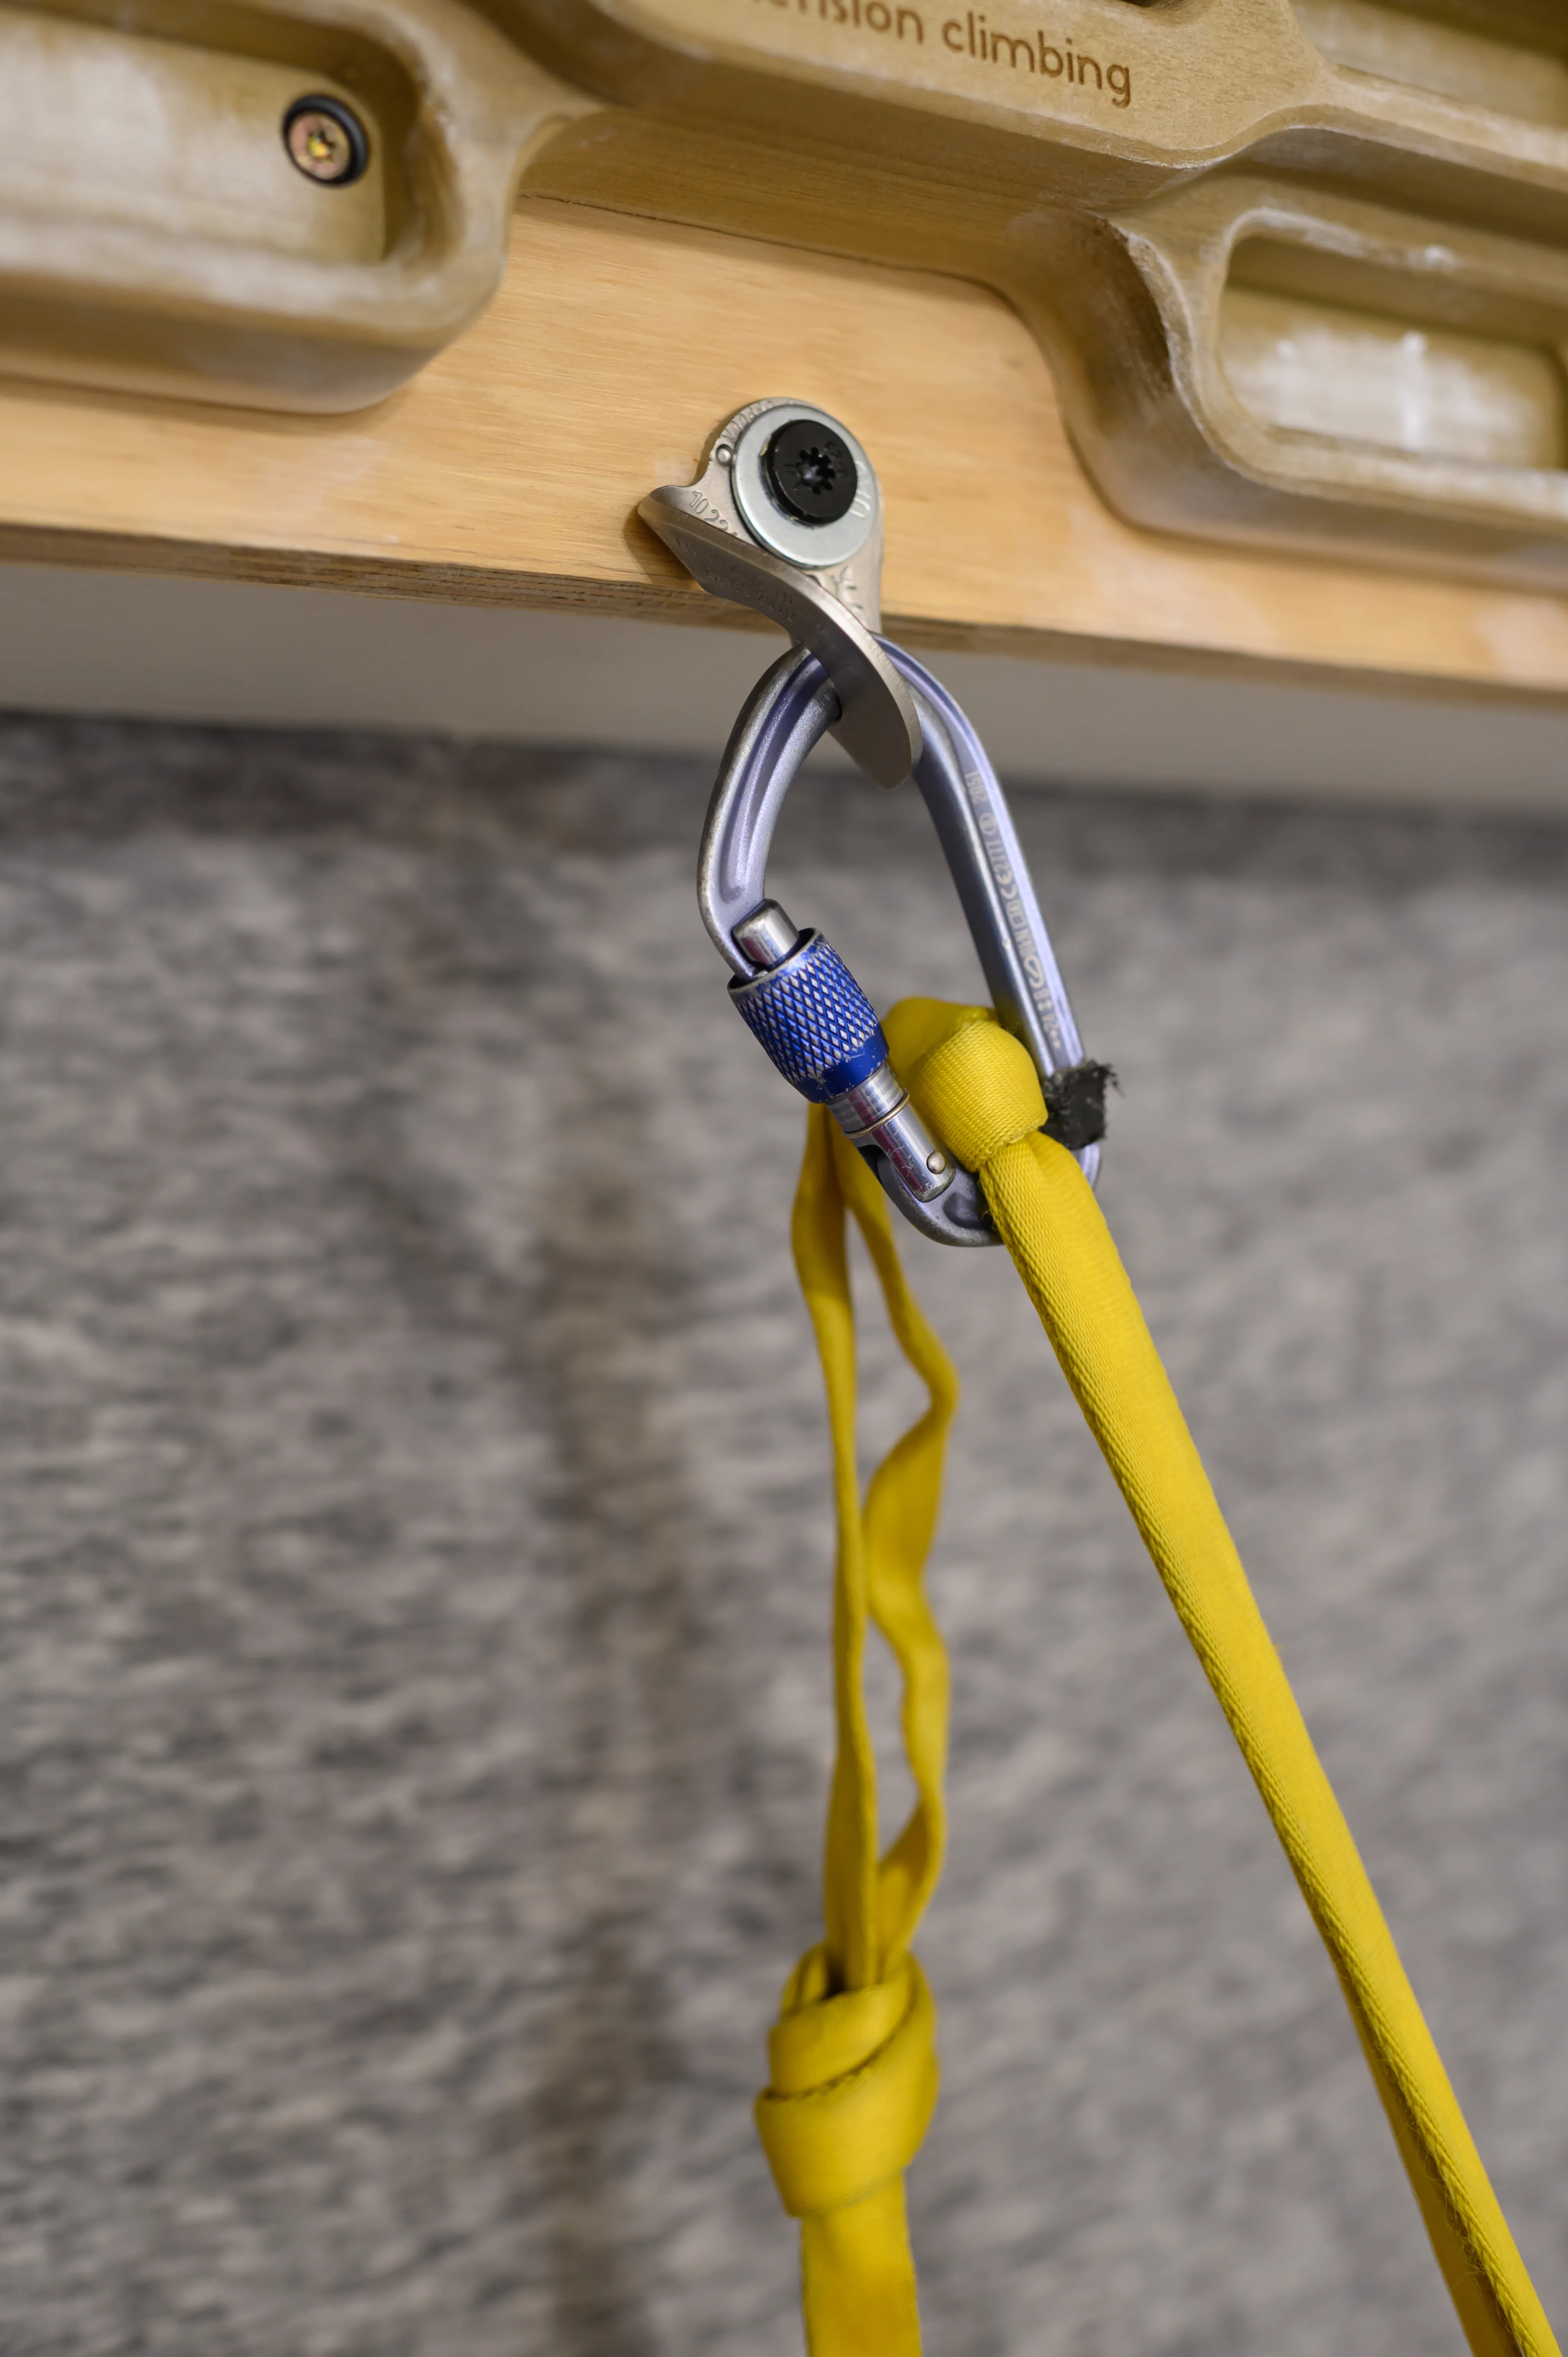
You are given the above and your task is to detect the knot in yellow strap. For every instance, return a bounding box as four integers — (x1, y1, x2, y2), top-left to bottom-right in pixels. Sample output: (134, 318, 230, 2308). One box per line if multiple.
(756, 1949, 938, 2219)
(772, 1090, 959, 2356)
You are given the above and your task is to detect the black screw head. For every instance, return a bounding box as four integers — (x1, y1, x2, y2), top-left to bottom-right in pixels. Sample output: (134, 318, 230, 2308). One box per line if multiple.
(763, 418, 859, 526)
(283, 94, 370, 186)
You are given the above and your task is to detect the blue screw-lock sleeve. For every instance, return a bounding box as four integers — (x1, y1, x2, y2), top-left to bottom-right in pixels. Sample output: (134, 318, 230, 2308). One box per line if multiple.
(729, 930, 888, 1103)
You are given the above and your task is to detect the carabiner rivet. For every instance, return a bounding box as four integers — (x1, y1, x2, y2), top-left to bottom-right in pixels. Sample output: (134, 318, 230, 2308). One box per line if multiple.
(927, 1152, 949, 1175)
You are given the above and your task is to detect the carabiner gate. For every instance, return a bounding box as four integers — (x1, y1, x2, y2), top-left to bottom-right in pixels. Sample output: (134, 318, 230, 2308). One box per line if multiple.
(645, 400, 1107, 1245)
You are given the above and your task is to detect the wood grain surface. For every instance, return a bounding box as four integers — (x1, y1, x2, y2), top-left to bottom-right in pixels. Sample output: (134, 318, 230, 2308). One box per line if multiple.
(4, 194, 1568, 698)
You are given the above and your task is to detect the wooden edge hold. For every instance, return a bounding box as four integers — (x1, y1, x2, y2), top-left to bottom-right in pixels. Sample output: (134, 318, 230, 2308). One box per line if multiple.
(1, 198, 1567, 705)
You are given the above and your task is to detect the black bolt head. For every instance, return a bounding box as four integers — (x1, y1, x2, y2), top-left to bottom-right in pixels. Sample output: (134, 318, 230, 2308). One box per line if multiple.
(763, 419, 859, 526)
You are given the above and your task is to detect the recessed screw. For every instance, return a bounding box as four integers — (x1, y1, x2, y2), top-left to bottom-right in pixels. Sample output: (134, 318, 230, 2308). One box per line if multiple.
(283, 94, 370, 187)
(764, 417, 859, 525)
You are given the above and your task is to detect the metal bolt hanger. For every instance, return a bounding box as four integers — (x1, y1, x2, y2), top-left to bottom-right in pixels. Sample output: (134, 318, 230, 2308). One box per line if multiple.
(639, 399, 920, 790)
(644, 398, 1107, 1243)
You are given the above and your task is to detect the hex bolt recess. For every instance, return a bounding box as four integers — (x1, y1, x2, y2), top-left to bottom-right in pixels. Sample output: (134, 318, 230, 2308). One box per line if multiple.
(283, 94, 370, 186)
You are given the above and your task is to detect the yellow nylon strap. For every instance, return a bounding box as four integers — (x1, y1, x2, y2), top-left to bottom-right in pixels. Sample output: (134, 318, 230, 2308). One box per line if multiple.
(761, 991, 1559, 2357)
(754, 1095, 959, 2357)
(901, 995, 1554, 2357)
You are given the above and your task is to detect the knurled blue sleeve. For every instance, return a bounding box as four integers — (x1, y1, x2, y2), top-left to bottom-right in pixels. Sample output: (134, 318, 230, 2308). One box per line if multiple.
(728, 931, 888, 1104)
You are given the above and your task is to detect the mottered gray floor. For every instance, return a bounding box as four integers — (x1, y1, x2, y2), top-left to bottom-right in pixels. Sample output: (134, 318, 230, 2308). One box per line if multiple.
(0, 711, 1563, 2357)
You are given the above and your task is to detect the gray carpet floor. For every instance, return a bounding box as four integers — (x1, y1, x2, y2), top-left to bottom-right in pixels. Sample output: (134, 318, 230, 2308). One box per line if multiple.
(0, 707, 1563, 2357)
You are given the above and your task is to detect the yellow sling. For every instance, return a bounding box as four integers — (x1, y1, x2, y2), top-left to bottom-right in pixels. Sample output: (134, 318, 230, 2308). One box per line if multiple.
(755, 993, 1559, 2357)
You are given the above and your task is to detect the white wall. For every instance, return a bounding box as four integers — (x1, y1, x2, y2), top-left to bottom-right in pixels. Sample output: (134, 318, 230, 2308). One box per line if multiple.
(4, 563, 1568, 810)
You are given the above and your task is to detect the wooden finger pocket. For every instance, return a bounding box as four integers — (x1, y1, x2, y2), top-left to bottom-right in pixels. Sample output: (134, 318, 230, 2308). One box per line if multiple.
(0, 0, 589, 408)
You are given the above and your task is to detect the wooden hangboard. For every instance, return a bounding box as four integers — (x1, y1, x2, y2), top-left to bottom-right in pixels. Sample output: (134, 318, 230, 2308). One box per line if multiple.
(3, 195, 1568, 700)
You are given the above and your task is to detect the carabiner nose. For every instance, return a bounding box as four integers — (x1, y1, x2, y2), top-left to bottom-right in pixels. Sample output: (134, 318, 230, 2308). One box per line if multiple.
(699, 641, 1105, 1245)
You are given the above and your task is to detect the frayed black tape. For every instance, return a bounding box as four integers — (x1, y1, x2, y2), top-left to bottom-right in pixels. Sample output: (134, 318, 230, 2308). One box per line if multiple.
(1041, 1060, 1117, 1152)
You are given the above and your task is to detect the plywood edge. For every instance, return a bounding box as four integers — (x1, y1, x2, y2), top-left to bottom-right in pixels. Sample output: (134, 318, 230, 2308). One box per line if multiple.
(3, 197, 1568, 707)
(10, 505, 1568, 716)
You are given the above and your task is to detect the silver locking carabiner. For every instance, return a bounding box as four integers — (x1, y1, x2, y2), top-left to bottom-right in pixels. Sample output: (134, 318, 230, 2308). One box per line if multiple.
(698, 638, 1102, 1244)
(643, 401, 1107, 1246)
